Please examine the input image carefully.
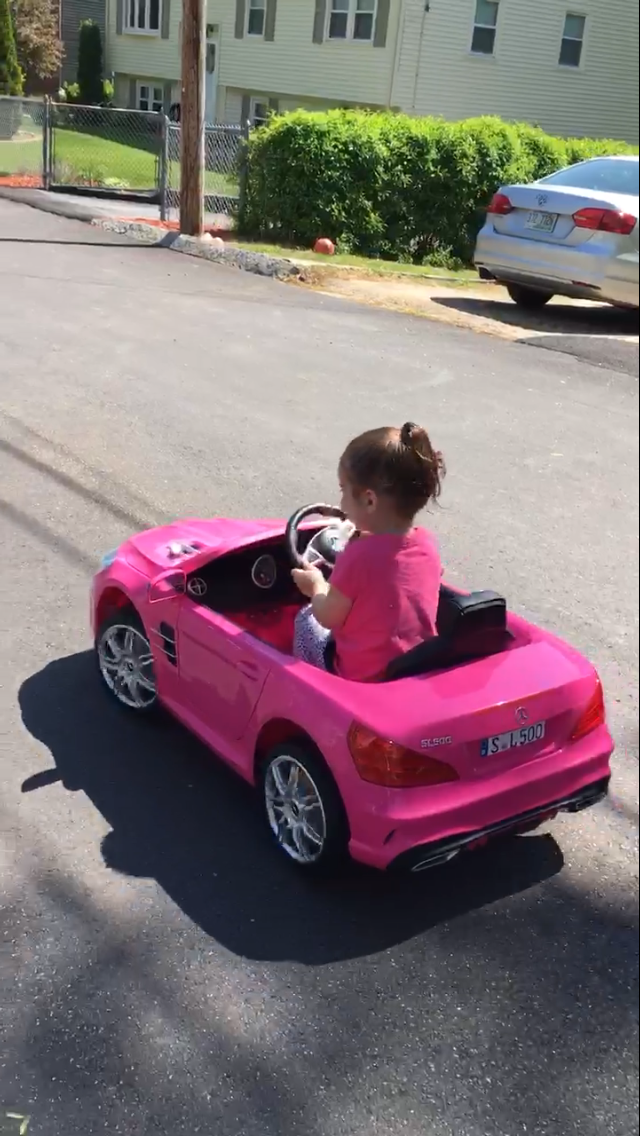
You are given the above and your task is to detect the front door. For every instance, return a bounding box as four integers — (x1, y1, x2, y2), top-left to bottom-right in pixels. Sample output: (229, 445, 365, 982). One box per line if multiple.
(176, 600, 270, 752)
(205, 36, 218, 124)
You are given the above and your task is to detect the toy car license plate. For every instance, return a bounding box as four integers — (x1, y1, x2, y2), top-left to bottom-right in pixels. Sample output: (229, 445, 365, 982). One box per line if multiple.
(525, 210, 557, 233)
(481, 721, 546, 757)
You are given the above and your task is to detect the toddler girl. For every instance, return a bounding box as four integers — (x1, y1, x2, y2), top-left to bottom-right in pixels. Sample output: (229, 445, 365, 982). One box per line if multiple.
(292, 422, 445, 682)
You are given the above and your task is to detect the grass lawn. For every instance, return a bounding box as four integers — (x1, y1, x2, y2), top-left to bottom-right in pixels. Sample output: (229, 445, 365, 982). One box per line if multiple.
(0, 135, 43, 177)
(232, 240, 477, 281)
(0, 127, 238, 195)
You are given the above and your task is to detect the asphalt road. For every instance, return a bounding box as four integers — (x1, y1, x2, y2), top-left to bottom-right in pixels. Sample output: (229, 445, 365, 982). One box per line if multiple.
(0, 200, 638, 1136)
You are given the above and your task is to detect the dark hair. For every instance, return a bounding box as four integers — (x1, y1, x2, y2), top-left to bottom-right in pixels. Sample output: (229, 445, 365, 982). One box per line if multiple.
(340, 423, 445, 519)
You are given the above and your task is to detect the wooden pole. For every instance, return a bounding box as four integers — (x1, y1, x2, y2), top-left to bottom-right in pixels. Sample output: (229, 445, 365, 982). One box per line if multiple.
(180, 0, 205, 236)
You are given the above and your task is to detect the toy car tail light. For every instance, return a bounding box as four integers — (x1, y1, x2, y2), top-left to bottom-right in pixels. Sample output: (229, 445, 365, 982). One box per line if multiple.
(571, 678, 606, 741)
(572, 208, 636, 235)
(348, 723, 459, 789)
(487, 193, 514, 216)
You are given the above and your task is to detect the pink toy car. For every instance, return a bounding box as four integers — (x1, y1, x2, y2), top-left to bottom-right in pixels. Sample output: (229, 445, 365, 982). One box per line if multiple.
(91, 505, 613, 874)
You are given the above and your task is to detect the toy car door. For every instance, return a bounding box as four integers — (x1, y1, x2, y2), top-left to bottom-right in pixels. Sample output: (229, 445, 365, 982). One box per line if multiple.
(176, 599, 270, 742)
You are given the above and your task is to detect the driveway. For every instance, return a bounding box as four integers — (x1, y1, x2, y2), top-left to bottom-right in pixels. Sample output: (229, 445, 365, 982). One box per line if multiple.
(307, 273, 639, 376)
(0, 199, 638, 1136)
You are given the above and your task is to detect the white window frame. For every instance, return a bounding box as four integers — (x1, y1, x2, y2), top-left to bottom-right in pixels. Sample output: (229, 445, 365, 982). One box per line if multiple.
(246, 0, 266, 38)
(250, 97, 269, 127)
(137, 82, 164, 114)
(559, 12, 586, 69)
(125, 0, 162, 35)
(326, 0, 378, 44)
(470, 0, 499, 56)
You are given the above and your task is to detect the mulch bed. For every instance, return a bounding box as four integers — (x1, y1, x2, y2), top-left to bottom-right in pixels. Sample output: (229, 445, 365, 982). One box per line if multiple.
(0, 175, 43, 187)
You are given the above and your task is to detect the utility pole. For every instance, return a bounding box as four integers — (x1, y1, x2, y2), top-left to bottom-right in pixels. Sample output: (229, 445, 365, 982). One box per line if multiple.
(180, 0, 206, 236)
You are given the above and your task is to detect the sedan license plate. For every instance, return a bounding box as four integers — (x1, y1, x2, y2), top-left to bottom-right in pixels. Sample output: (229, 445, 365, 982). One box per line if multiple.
(481, 721, 546, 758)
(525, 210, 558, 233)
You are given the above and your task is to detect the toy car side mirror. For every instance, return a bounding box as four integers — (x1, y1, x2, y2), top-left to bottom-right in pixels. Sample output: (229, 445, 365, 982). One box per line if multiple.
(148, 570, 186, 603)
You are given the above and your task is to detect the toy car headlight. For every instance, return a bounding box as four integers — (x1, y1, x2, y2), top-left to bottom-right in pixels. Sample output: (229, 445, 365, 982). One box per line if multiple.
(100, 548, 119, 570)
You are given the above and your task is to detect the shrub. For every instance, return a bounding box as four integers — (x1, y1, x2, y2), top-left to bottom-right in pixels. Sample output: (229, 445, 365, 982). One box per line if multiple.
(240, 109, 637, 264)
(0, 0, 23, 96)
(76, 19, 103, 105)
(61, 80, 80, 102)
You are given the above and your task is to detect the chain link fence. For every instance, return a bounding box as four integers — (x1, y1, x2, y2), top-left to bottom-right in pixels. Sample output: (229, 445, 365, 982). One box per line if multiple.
(0, 97, 46, 188)
(49, 103, 164, 196)
(166, 123, 245, 220)
(0, 96, 248, 223)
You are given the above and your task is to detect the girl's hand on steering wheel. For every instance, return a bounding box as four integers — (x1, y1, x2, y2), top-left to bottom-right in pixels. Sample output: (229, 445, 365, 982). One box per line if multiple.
(292, 564, 327, 599)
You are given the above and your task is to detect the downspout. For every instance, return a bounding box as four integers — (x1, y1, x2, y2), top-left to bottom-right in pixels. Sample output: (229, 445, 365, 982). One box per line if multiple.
(411, 1, 430, 114)
(388, 0, 406, 108)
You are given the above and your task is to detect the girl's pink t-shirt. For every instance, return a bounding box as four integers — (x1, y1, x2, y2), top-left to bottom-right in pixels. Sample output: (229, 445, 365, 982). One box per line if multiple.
(330, 527, 442, 682)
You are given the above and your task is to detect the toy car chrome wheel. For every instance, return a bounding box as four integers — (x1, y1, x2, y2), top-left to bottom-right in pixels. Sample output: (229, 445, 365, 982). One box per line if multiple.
(262, 744, 349, 871)
(97, 615, 157, 712)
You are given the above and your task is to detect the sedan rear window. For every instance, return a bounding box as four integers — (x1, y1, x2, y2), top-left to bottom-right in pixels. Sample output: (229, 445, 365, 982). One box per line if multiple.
(540, 158, 639, 197)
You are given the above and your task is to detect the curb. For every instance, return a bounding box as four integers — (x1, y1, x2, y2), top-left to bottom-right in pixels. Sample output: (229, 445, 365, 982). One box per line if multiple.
(94, 219, 301, 280)
(0, 188, 301, 280)
(0, 186, 101, 223)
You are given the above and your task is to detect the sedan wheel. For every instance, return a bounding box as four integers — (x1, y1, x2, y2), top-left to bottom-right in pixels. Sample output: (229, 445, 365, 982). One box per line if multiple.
(506, 284, 554, 310)
(97, 615, 157, 712)
(262, 744, 349, 872)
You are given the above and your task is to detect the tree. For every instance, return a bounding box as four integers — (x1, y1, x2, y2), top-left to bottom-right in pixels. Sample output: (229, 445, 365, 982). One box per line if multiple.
(12, 0, 63, 81)
(0, 0, 23, 95)
(77, 19, 103, 105)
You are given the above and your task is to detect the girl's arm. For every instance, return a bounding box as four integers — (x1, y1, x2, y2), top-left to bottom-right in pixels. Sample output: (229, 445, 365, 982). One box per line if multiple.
(291, 567, 352, 630)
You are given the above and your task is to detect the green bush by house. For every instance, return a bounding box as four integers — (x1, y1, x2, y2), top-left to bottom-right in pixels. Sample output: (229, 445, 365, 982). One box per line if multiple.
(239, 110, 637, 264)
(77, 20, 104, 106)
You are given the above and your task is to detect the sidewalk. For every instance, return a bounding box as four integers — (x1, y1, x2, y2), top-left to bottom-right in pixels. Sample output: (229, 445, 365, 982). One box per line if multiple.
(0, 186, 231, 229)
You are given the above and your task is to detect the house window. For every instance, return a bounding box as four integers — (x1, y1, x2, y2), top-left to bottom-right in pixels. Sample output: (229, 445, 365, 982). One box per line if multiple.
(559, 13, 586, 67)
(125, 0, 161, 34)
(251, 98, 269, 126)
(328, 0, 377, 42)
(247, 0, 266, 37)
(471, 0, 499, 55)
(137, 83, 163, 113)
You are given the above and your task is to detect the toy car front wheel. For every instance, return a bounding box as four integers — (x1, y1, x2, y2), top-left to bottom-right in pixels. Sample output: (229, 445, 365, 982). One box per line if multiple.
(96, 612, 158, 714)
(261, 744, 349, 873)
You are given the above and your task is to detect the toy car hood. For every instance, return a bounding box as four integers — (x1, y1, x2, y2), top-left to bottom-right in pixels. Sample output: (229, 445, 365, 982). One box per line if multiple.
(123, 518, 285, 576)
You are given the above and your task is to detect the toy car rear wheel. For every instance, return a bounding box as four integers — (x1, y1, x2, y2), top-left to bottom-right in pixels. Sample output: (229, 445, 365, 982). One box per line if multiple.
(261, 743, 349, 873)
(96, 611, 158, 714)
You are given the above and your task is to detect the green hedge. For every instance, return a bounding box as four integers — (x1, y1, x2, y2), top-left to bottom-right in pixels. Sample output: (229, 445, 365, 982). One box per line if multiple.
(239, 110, 637, 264)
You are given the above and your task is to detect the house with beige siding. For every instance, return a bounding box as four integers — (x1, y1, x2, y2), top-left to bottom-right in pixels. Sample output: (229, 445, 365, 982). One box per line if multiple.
(104, 0, 639, 144)
(61, 0, 107, 83)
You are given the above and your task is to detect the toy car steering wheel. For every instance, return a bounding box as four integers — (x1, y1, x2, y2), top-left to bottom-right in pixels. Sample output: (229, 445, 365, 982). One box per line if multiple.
(286, 504, 350, 568)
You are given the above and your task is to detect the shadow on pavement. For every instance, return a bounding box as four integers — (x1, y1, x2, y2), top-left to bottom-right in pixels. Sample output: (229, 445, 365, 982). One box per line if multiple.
(19, 651, 564, 965)
(0, 237, 154, 248)
(432, 293, 638, 338)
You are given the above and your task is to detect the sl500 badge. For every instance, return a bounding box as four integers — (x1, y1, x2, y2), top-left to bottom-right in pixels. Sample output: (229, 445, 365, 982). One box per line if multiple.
(420, 736, 453, 749)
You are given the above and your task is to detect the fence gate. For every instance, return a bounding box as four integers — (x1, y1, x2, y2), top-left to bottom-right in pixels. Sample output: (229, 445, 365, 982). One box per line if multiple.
(0, 97, 47, 189)
(48, 103, 164, 200)
(166, 123, 246, 222)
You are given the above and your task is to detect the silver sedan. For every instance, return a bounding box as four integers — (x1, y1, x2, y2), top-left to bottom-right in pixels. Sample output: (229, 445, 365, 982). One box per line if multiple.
(474, 155, 639, 310)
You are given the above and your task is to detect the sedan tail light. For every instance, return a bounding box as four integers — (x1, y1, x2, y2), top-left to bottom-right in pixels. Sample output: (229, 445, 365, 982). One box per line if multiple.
(348, 723, 459, 789)
(572, 208, 636, 235)
(571, 678, 606, 741)
(487, 193, 514, 216)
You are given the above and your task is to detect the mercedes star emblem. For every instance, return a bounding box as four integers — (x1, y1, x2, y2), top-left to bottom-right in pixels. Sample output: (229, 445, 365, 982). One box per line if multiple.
(515, 706, 529, 724)
(187, 578, 207, 599)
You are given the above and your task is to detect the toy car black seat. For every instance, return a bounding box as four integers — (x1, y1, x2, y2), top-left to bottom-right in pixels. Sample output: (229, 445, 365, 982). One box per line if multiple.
(385, 586, 509, 681)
